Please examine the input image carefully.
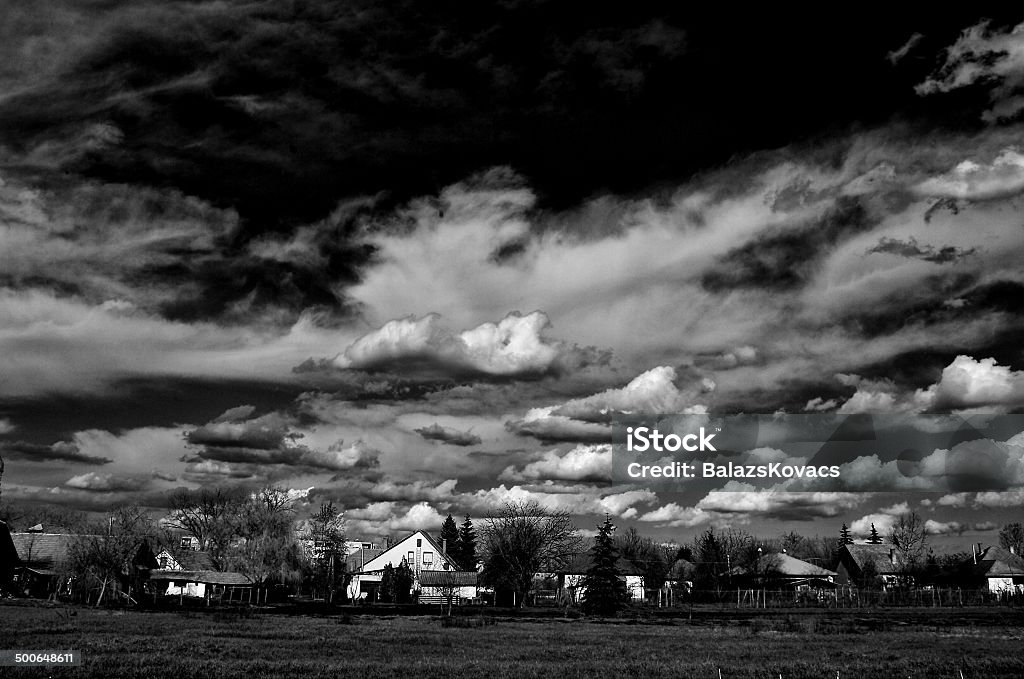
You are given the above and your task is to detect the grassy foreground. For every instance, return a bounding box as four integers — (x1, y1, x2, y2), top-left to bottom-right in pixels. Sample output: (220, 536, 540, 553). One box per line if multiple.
(1, 604, 1022, 678)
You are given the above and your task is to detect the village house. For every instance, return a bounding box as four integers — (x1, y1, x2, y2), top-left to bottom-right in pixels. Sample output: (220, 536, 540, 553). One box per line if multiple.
(149, 544, 257, 602)
(557, 552, 646, 604)
(968, 545, 1024, 593)
(9, 527, 76, 598)
(836, 543, 903, 588)
(151, 548, 218, 596)
(148, 569, 256, 603)
(730, 552, 837, 589)
(346, 530, 468, 602)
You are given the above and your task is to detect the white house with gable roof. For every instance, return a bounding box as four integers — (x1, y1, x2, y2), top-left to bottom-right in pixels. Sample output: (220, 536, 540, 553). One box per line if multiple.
(347, 530, 471, 601)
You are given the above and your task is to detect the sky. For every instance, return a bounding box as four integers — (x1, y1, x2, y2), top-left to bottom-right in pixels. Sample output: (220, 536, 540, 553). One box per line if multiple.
(2, 2, 1024, 547)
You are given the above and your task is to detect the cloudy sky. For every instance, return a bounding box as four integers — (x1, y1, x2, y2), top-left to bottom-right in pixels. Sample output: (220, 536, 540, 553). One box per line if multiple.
(2, 3, 1024, 545)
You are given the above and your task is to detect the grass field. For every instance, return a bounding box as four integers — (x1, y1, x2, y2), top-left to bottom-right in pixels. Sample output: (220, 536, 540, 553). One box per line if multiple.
(2, 603, 1023, 678)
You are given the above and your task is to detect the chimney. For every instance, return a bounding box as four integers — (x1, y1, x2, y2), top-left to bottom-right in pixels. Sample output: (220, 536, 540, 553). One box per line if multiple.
(972, 543, 977, 565)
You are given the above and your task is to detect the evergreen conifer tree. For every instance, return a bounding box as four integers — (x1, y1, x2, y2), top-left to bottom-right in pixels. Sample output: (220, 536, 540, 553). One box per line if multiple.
(581, 515, 628, 615)
(380, 563, 395, 603)
(458, 516, 477, 571)
(867, 523, 883, 544)
(839, 522, 854, 545)
(440, 514, 461, 562)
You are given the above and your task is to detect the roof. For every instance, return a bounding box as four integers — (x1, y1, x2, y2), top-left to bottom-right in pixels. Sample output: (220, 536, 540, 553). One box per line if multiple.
(841, 543, 896, 573)
(149, 569, 253, 586)
(974, 546, 1024, 578)
(355, 530, 459, 574)
(418, 570, 478, 587)
(760, 553, 837, 578)
(11, 533, 76, 570)
(159, 549, 214, 571)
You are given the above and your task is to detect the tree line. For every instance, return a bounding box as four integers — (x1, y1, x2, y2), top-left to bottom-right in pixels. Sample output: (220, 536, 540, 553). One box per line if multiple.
(3, 492, 1021, 610)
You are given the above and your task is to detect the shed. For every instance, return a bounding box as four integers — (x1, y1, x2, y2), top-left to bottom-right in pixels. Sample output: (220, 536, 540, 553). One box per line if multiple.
(418, 569, 479, 603)
(149, 569, 257, 602)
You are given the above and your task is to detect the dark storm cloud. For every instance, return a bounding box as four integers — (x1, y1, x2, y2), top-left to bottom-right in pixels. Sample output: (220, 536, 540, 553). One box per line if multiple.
(307, 478, 458, 511)
(186, 410, 294, 450)
(0, 440, 111, 465)
(414, 423, 482, 447)
(4, 2, 1017, 227)
(64, 471, 150, 493)
(868, 236, 977, 263)
(184, 407, 380, 472)
(701, 197, 874, 292)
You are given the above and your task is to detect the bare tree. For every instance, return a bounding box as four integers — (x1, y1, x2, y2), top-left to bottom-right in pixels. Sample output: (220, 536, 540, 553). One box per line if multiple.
(999, 522, 1024, 555)
(616, 527, 677, 599)
(480, 500, 581, 607)
(66, 505, 157, 607)
(889, 511, 928, 585)
(165, 486, 247, 569)
(300, 501, 346, 601)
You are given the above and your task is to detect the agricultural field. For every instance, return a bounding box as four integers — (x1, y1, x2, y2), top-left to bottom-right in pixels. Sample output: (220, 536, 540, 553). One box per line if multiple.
(1, 603, 1023, 679)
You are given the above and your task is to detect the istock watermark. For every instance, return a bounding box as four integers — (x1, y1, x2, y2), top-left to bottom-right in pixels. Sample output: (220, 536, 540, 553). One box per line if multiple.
(611, 413, 1024, 492)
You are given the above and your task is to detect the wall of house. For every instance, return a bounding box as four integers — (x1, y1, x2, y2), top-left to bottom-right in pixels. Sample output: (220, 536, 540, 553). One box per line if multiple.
(164, 581, 205, 598)
(560, 573, 645, 602)
(420, 585, 477, 600)
(986, 577, 1020, 593)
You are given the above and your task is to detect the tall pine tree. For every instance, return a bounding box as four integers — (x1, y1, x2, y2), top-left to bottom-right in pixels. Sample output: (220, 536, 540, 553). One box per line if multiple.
(581, 516, 628, 615)
(839, 523, 853, 545)
(440, 514, 461, 564)
(867, 523, 883, 544)
(458, 516, 477, 571)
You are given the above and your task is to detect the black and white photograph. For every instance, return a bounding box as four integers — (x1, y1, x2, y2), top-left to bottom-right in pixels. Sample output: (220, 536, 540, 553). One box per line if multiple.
(2, 4, 1024, 677)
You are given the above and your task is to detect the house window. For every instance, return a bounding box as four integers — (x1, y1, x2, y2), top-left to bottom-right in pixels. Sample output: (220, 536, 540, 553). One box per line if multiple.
(180, 537, 192, 549)
(159, 556, 170, 568)
(417, 539, 422, 547)
(423, 551, 433, 564)
(408, 551, 415, 563)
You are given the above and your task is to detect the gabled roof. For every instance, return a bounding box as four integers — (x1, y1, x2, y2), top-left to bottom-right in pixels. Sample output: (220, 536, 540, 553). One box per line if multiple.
(667, 558, 695, 580)
(840, 543, 896, 573)
(11, 533, 76, 569)
(419, 570, 478, 587)
(760, 553, 836, 578)
(973, 546, 1024, 578)
(158, 548, 214, 571)
(355, 530, 459, 574)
